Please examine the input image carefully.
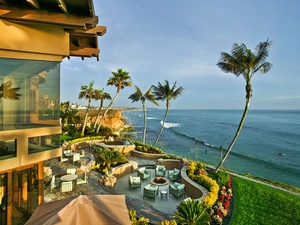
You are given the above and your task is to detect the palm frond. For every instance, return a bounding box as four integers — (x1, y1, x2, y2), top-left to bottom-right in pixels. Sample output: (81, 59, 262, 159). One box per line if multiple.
(254, 39, 272, 64)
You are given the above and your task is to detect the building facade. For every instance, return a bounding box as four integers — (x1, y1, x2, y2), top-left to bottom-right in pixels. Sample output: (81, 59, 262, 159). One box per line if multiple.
(0, 1, 105, 224)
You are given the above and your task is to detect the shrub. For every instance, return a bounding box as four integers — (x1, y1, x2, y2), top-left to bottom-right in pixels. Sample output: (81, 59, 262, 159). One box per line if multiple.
(187, 161, 219, 207)
(208, 170, 229, 187)
(129, 209, 150, 225)
(132, 140, 163, 154)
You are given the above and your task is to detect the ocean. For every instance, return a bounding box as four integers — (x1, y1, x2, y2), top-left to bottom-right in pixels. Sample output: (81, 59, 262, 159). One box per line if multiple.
(122, 109, 300, 188)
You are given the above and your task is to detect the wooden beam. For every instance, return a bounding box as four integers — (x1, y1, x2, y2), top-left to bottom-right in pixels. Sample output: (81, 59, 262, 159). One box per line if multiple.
(38, 162, 44, 205)
(68, 26, 107, 36)
(27, 0, 40, 9)
(56, 0, 68, 13)
(7, 172, 12, 225)
(0, 5, 99, 29)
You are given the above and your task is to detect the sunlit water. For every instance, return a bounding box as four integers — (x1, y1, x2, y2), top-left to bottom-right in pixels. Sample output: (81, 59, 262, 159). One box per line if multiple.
(122, 109, 300, 188)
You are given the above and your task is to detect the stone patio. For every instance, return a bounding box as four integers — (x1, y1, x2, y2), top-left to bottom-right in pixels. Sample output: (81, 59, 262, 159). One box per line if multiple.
(43, 149, 183, 224)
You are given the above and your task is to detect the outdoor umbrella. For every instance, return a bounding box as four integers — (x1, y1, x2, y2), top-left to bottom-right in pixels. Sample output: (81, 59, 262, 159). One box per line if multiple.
(25, 195, 131, 225)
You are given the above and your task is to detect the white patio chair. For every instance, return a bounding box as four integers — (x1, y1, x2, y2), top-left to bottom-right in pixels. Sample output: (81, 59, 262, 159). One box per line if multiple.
(76, 172, 88, 188)
(61, 181, 73, 194)
(50, 175, 61, 193)
(66, 168, 76, 175)
(60, 156, 69, 164)
(72, 153, 81, 164)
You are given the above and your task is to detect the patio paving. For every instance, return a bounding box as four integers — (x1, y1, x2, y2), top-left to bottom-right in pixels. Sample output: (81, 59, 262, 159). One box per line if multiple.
(43, 149, 184, 224)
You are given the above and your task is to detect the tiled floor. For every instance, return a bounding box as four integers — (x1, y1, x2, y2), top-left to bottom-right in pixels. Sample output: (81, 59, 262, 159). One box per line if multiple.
(43, 150, 185, 224)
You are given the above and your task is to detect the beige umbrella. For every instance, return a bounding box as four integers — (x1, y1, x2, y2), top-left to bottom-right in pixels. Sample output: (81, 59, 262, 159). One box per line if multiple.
(25, 195, 131, 225)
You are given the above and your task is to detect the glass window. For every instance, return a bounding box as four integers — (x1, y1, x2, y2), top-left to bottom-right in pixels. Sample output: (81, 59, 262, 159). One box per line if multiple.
(0, 58, 60, 131)
(28, 134, 60, 154)
(0, 140, 16, 159)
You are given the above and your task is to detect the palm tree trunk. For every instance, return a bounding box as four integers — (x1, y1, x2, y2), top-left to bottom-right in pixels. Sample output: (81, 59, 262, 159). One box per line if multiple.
(153, 106, 169, 147)
(93, 101, 103, 130)
(81, 100, 91, 136)
(214, 96, 251, 173)
(142, 101, 147, 147)
(96, 92, 120, 133)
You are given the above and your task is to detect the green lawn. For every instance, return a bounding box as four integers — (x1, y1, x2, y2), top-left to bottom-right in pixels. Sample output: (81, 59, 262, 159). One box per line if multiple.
(230, 176, 300, 225)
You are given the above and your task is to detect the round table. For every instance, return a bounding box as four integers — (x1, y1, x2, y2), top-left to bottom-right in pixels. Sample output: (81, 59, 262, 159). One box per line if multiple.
(60, 174, 78, 182)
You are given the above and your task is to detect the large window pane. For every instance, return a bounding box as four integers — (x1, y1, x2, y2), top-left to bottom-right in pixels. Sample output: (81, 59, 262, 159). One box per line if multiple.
(0, 140, 16, 159)
(0, 58, 60, 131)
(28, 134, 60, 154)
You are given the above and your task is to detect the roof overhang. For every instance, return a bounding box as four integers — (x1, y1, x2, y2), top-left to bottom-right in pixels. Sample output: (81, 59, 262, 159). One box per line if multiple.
(0, 0, 106, 60)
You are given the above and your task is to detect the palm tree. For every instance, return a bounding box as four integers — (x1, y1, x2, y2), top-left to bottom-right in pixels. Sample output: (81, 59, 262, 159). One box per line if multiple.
(78, 81, 95, 136)
(214, 39, 272, 173)
(96, 68, 132, 133)
(0, 81, 21, 102)
(128, 85, 159, 147)
(174, 199, 210, 225)
(152, 80, 184, 147)
(93, 89, 112, 131)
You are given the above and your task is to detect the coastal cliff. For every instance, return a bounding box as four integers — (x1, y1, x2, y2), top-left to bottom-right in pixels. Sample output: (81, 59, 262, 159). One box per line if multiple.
(88, 109, 127, 132)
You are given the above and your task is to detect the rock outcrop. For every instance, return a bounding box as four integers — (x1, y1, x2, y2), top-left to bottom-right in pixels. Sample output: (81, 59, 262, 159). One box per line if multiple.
(89, 110, 126, 132)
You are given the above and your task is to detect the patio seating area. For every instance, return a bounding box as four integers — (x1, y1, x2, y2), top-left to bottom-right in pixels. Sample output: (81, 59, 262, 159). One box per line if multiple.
(44, 148, 186, 224)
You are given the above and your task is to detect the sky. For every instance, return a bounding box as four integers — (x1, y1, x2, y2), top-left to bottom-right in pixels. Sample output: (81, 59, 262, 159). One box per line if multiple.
(60, 0, 300, 110)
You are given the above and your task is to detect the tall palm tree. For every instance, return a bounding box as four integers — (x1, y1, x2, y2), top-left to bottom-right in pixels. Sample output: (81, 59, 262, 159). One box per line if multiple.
(0, 81, 21, 102)
(93, 88, 112, 130)
(128, 85, 159, 147)
(78, 81, 95, 136)
(96, 68, 132, 133)
(174, 199, 210, 225)
(214, 39, 272, 173)
(152, 80, 184, 147)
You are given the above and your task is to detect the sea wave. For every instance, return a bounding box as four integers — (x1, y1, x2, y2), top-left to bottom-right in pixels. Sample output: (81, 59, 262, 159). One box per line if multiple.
(146, 117, 158, 120)
(161, 121, 180, 128)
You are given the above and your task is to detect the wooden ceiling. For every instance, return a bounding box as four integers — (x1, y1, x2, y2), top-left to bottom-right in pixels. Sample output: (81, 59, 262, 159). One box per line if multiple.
(0, 0, 106, 60)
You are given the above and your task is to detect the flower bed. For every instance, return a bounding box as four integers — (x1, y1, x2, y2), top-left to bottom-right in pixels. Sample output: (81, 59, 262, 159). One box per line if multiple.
(209, 175, 233, 225)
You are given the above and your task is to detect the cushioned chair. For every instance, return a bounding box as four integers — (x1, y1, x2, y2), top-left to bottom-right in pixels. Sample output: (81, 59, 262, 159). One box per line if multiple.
(168, 168, 181, 182)
(155, 165, 166, 177)
(169, 182, 185, 200)
(137, 167, 151, 180)
(143, 184, 158, 201)
(128, 175, 141, 191)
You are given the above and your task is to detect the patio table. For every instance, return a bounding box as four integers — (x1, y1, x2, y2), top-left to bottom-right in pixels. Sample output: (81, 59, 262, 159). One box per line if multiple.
(60, 174, 78, 182)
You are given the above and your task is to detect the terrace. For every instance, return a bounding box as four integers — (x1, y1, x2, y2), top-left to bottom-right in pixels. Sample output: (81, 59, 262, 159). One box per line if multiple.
(43, 147, 207, 224)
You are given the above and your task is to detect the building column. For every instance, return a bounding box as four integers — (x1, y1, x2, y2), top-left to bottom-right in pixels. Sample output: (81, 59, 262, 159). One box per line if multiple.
(37, 162, 44, 205)
(7, 171, 12, 225)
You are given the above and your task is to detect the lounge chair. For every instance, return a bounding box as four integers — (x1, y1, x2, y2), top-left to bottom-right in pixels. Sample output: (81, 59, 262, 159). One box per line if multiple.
(155, 165, 166, 177)
(128, 175, 141, 191)
(168, 168, 181, 182)
(137, 167, 151, 180)
(169, 182, 185, 200)
(143, 184, 158, 201)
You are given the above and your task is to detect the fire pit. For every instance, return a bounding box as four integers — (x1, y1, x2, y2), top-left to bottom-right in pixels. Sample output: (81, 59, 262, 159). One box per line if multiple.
(150, 177, 169, 186)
